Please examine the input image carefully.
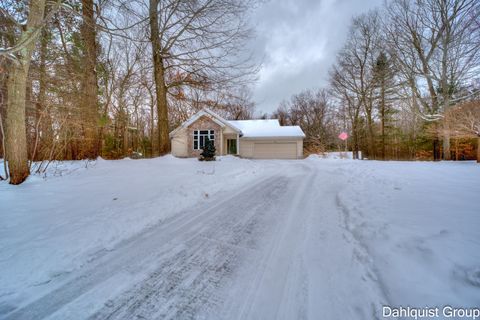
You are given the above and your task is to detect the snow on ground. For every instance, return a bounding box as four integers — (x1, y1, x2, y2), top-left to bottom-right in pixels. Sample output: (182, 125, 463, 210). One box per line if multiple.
(0, 156, 479, 319)
(334, 160, 480, 309)
(0, 156, 277, 315)
(315, 151, 362, 159)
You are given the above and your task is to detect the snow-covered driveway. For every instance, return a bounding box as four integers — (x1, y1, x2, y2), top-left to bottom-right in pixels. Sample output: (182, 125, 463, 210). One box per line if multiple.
(1, 157, 479, 319)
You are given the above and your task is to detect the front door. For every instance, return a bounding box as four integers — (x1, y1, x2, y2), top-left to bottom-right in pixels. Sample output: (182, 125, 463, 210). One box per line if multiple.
(227, 139, 237, 154)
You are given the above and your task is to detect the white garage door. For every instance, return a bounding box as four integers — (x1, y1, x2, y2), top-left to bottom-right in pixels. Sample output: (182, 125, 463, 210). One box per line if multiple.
(253, 142, 297, 159)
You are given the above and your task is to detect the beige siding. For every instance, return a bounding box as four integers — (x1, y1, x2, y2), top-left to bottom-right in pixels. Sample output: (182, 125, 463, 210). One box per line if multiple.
(223, 126, 238, 135)
(296, 140, 303, 158)
(239, 140, 254, 157)
(171, 128, 188, 157)
(172, 127, 304, 159)
(239, 139, 303, 159)
(253, 142, 296, 159)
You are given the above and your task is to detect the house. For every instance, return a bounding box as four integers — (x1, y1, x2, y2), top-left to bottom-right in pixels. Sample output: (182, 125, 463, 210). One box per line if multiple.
(169, 108, 305, 159)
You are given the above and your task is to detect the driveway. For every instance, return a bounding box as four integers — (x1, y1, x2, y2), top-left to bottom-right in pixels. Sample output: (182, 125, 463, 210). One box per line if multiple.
(4, 161, 384, 320)
(3, 158, 480, 319)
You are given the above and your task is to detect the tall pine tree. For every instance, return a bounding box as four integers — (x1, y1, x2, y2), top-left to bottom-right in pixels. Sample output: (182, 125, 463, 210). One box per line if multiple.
(373, 52, 397, 160)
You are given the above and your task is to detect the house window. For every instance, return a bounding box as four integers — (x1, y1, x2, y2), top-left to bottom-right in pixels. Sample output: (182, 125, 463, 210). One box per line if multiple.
(193, 130, 215, 150)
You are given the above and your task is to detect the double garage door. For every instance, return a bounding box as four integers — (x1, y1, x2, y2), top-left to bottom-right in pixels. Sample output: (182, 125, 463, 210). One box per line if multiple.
(252, 142, 298, 159)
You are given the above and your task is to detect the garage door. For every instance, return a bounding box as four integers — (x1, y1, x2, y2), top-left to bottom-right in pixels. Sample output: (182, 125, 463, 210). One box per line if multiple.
(253, 142, 297, 159)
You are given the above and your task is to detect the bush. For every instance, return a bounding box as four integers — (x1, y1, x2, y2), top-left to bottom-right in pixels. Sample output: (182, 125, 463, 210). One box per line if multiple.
(199, 137, 216, 161)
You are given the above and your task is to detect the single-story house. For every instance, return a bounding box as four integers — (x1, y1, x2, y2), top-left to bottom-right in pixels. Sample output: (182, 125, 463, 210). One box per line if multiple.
(169, 108, 305, 159)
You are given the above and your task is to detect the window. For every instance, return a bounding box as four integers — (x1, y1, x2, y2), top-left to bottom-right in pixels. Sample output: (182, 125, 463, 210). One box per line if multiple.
(193, 130, 215, 150)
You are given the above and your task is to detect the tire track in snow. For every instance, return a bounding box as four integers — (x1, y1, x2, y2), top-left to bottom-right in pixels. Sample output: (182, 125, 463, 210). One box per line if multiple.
(4, 174, 288, 320)
(87, 176, 290, 320)
(5, 161, 393, 320)
(237, 161, 388, 320)
(230, 167, 316, 320)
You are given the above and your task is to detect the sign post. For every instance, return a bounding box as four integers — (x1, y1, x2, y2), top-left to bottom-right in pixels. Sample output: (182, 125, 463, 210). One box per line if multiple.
(338, 132, 349, 152)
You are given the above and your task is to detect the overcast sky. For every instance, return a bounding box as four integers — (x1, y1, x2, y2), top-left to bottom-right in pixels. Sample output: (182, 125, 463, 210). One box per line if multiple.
(249, 0, 383, 114)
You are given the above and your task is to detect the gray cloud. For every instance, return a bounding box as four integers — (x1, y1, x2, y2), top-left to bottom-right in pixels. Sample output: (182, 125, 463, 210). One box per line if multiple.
(249, 0, 383, 114)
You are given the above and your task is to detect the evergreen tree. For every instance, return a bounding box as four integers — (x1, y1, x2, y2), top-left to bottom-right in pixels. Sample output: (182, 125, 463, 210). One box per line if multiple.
(373, 51, 397, 160)
(200, 138, 216, 161)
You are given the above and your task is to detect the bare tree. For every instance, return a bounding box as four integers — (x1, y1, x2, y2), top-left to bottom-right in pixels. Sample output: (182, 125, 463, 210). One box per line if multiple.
(444, 101, 480, 162)
(271, 102, 289, 126)
(80, 0, 100, 159)
(330, 81, 363, 159)
(148, 0, 256, 155)
(331, 11, 383, 159)
(218, 86, 255, 120)
(291, 89, 332, 153)
(329, 11, 383, 159)
(386, 0, 480, 160)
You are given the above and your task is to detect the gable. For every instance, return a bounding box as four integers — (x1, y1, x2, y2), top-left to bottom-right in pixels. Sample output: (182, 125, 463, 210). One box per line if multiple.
(187, 115, 223, 131)
(169, 108, 241, 138)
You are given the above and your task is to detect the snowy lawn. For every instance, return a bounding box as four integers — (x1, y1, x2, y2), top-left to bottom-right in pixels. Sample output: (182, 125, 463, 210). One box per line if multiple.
(0, 156, 276, 313)
(0, 156, 479, 319)
(334, 159, 480, 308)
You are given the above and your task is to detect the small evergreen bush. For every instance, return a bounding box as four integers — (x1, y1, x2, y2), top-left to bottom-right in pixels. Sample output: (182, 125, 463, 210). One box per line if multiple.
(199, 137, 216, 161)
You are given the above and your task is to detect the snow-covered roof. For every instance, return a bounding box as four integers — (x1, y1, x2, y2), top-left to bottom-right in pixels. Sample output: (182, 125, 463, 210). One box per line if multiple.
(229, 119, 280, 133)
(170, 108, 305, 139)
(229, 119, 305, 139)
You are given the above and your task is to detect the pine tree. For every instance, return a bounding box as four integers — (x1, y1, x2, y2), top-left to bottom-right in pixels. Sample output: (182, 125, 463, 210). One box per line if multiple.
(373, 51, 397, 160)
(200, 138, 216, 161)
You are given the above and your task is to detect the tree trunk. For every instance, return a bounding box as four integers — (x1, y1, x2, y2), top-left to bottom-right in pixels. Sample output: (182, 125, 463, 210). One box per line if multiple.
(381, 109, 385, 160)
(477, 136, 480, 164)
(5, 0, 46, 184)
(411, 87, 418, 160)
(149, 0, 170, 155)
(441, 8, 451, 161)
(380, 77, 386, 160)
(352, 122, 359, 160)
(433, 137, 440, 161)
(150, 100, 155, 156)
(6, 68, 31, 184)
(454, 138, 458, 161)
(80, 0, 99, 159)
(442, 117, 451, 160)
(366, 111, 375, 159)
(362, 92, 375, 159)
(35, 29, 53, 161)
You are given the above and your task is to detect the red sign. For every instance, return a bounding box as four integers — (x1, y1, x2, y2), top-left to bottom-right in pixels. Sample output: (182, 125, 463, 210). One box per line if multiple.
(338, 132, 349, 141)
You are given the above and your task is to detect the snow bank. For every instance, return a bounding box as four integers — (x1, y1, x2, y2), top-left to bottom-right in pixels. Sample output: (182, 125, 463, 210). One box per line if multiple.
(0, 159, 5, 178)
(306, 151, 362, 159)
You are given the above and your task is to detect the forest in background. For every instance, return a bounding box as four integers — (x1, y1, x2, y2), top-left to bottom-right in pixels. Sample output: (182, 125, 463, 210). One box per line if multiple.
(1, 0, 480, 185)
(272, 0, 480, 161)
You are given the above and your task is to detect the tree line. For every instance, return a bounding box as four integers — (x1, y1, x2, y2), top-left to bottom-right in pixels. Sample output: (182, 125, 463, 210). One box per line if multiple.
(272, 0, 480, 162)
(1, 0, 480, 185)
(0, 0, 257, 184)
